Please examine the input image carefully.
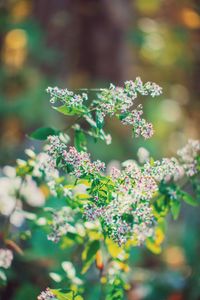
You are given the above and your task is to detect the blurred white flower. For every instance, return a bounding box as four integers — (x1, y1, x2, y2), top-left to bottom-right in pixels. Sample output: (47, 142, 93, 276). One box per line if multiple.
(21, 176, 45, 207)
(105, 134, 112, 145)
(61, 261, 83, 285)
(0, 249, 13, 269)
(10, 208, 24, 227)
(137, 147, 150, 164)
(0, 167, 45, 227)
(49, 272, 62, 283)
(0, 176, 20, 216)
(62, 261, 76, 279)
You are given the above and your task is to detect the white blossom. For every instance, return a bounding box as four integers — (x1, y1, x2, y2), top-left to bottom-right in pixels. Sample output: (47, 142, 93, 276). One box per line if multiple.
(137, 147, 150, 164)
(0, 249, 13, 269)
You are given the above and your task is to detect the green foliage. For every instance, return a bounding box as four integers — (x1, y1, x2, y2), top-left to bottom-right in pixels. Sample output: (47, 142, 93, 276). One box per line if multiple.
(170, 198, 181, 220)
(53, 105, 88, 116)
(181, 191, 199, 206)
(29, 127, 60, 140)
(0, 270, 7, 286)
(51, 289, 84, 300)
(74, 130, 87, 152)
(81, 240, 100, 274)
(105, 277, 125, 300)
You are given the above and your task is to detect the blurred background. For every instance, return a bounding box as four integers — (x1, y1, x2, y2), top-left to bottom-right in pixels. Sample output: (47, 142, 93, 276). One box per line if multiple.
(0, 0, 200, 299)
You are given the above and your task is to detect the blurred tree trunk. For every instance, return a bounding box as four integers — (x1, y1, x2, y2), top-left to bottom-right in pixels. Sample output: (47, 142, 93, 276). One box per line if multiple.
(33, 0, 131, 84)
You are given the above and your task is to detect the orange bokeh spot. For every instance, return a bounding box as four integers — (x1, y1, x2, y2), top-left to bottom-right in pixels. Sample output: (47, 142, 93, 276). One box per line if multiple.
(181, 8, 200, 29)
(10, 0, 32, 22)
(2, 29, 28, 70)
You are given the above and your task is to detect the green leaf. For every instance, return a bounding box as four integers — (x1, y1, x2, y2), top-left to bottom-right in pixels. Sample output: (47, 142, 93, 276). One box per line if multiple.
(81, 240, 100, 274)
(118, 112, 129, 121)
(105, 277, 124, 300)
(153, 195, 169, 218)
(74, 130, 87, 151)
(29, 127, 59, 140)
(0, 270, 7, 286)
(53, 105, 87, 116)
(170, 199, 181, 220)
(181, 191, 199, 206)
(51, 289, 83, 300)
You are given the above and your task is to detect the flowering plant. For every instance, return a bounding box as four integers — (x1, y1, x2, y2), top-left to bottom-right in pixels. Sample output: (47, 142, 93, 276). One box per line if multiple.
(0, 78, 199, 300)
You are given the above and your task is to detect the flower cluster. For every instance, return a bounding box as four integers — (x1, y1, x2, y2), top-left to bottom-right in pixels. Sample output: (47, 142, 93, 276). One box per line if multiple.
(46, 86, 88, 107)
(83, 139, 200, 245)
(37, 135, 200, 246)
(47, 207, 75, 243)
(132, 77, 163, 97)
(96, 77, 162, 116)
(0, 248, 13, 269)
(35, 152, 58, 179)
(24, 84, 200, 247)
(47, 135, 105, 178)
(121, 105, 154, 139)
(38, 288, 56, 300)
(2, 78, 200, 300)
(106, 216, 133, 246)
(177, 139, 200, 176)
(138, 140, 200, 181)
(112, 160, 158, 200)
(84, 199, 154, 246)
(143, 158, 184, 182)
(46, 78, 162, 141)
(46, 135, 67, 161)
(83, 204, 131, 246)
(84, 161, 157, 245)
(108, 200, 154, 245)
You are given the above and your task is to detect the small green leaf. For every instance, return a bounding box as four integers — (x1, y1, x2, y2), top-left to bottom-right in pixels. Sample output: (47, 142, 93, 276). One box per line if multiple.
(81, 240, 100, 274)
(170, 199, 181, 220)
(181, 191, 199, 206)
(105, 277, 124, 300)
(0, 270, 7, 285)
(29, 127, 59, 140)
(51, 289, 84, 300)
(74, 130, 87, 151)
(118, 112, 129, 121)
(53, 105, 87, 116)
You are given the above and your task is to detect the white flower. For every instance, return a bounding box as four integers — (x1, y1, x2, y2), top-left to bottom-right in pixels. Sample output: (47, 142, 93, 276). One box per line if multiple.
(0, 170, 45, 227)
(105, 134, 112, 145)
(21, 176, 45, 207)
(0, 176, 20, 216)
(0, 249, 13, 269)
(137, 147, 150, 164)
(177, 139, 200, 176)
